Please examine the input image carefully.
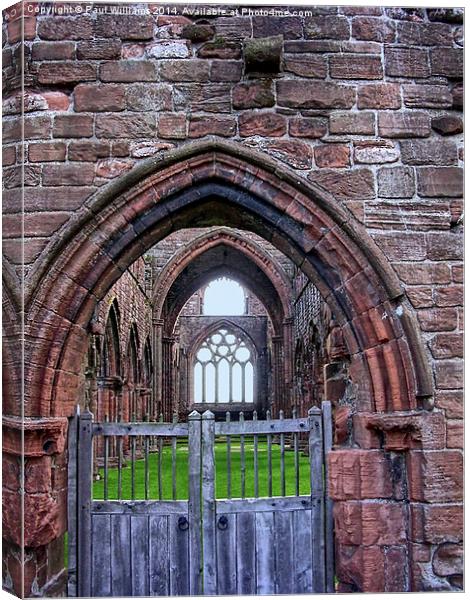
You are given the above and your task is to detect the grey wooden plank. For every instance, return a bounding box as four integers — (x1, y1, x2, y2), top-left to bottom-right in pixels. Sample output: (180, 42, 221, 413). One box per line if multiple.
(110, 514, 132, 597)
(255, 511, 275, 595)
(77, 408, 93, 597)
(216, 513, 237, 595)
(293, 509, 313, 593)
(67, 408, 78, 597)
(92, 500, 188, 514)
(91, 514, 111, 597)
(214, 417, 310, 436)
(322, 400, 335, 593)
(169, 513, 190, 596)
(93, 421, 189, 437)
(188, 411, 202, 595)
(202, 411, 217, 594)
(309, 408, 326, 593)
(274, 510, 294, 594)
(149, 515, 169, 596)
(131, 515, 150, 596)
(217, 495, 312, 513)
(236, 512, 256, 595)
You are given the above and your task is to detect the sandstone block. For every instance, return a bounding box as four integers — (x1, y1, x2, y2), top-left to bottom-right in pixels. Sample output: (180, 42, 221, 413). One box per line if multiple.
(446, 421, 463, 449)
(357, 83, 401, 109)
(430, 48, 463, 78)
(95, 14, 154, 40)
(100, 61, 157, 83)
(309, 168, 375, 200)
(239, 112, 286, 137)
(32, 42, 75, 61)
(146, 40, 190, 59)
(400, 139, 457, 166)
(403, 85, 453, 109)
(283, 54, 327, 78)
(378, 112, 430, 138)
(330, 112, 375, 135)
(257, 140, 313, 170)
(289, 117, 327, 139)
(385, 47, 430, 78)
(210, 61, 242, 82)
(418, 308, 458, 332)
(188, 116, 236, 138)
(126, 84, 172, 112)
(407, 450, 462, 501)
(77, 39, 122, 60)
(52, 115, 93, 138)
(417, 167, 463, 197)
(352, 17, 396, 42)
(314, 144, 350, 168)
(160, 60, 210, 82)
(304, 16, 350, 39)
(37, 16, 93, 40)
(38, 62, 96, 84)
(96, 158, 134, 179)
(435, 360, 463, 389)
(42, 164, 95, 186)
(377, 166, 415, 198)
(330, 55, 383, 79)
(74, 83, 126, 112)
(397, 21, 453, 46)
(427, 232, 463, 261)
(431, 115, 463, 136)
(68, 141, 110, 162)
(429, 333, 463, 359)
(354, 141, 398, 164)
(158, 113, 187, 139)
(29, 142, 66, 163)
(197, 41, 242, 60)
(328, 450, 394, 500)
(233, 80, 275, 109)
(277, 80, 355, 109)
(95, 114, 156, 139)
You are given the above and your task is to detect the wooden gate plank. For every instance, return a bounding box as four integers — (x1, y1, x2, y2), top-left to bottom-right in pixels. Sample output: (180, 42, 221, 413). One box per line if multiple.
(131, 515, 150, 596)
(293, 509, 313, 593)
(309, 409, 326, 593)
(149, 515, 169, 596)
(188, 411, 202, 595)
(322, 400, 335, 593)
(169, 514, 190, 596)
(216, 513, 237, 595)
(236, 512, 256, 595)
(91, 514, 111, 597)
(274, 510, 294, 594)
(77, 409, 93, 598)
(202, 411, 217, 594)
(110, 514, 132, 597)
(255, 511, 275, 595)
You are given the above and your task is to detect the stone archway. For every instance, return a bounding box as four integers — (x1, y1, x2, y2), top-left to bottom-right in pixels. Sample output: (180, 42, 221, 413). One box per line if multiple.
(19, 138, 437, 592)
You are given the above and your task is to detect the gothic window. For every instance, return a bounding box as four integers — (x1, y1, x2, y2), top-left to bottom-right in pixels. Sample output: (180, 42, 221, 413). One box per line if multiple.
(194, 328, 254, 404)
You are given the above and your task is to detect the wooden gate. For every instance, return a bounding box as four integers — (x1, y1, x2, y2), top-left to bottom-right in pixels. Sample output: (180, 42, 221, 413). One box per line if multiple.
(68, 404, 333, 596)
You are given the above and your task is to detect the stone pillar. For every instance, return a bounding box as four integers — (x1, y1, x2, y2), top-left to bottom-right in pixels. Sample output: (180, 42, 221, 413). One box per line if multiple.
(271, 335, 284, 415)
(282, 317, 294, 408)
(152, 317, 164, 419)
(162, 336, 175, 420)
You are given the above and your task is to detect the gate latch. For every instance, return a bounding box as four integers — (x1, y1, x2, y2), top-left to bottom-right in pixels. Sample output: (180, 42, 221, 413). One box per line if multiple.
(217, 515, 228, 530)
(178, 516, 189, 531)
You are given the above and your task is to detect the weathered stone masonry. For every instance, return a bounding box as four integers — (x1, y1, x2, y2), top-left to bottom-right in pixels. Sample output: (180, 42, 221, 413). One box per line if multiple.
(2, 3, 463, 596)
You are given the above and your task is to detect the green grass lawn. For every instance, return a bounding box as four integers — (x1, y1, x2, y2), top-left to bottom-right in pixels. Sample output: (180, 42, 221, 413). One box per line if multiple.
(93, 439, 311, 500)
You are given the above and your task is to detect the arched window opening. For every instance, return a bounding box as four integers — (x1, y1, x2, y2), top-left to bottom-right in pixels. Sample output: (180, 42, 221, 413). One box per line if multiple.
(127, 324, 139, 384)
(193, 328, 254, 404)
(143, 337, 153, 387)
(202, 277, 246, 316)
(101, 301, 121, 378)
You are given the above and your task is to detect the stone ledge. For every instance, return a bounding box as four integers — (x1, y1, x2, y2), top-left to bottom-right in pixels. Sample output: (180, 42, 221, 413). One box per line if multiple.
(3, 415, 68, 457)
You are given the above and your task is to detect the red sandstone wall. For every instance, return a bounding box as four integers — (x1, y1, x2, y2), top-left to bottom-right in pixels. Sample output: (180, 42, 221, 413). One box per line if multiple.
(1, 3, 463, 595)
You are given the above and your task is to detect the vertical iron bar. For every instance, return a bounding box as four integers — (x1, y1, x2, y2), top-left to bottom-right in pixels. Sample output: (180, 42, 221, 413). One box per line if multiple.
(240, 411, 245, 498)
(293, 406, 299, 496)
(144, 413, 150, 500)
(267, 409, 272, 497)
(158, 413, 163, 500)
(226, 411, 231, 499)
(253, 410, 259, 498)
(104, 414, 109, 501)
(280, 409, 285, 497)
(172, 413, 177, 500)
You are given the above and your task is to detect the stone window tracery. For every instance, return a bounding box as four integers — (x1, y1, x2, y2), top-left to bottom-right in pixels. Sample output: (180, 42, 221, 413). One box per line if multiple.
(193, 328, 254, 404)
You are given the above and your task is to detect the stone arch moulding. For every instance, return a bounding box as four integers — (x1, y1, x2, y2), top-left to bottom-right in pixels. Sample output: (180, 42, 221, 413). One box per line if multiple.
(152, 226, 293, 334)
(23, 138, 432, 418)
(155, 231, 292, 337)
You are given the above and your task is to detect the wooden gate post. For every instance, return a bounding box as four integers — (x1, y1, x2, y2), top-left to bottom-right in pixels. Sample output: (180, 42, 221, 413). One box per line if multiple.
(201, 410, 217, 594)
(188, 410, 202, 595)
(322, 401, 335, 592)
(77, 408, 93, 597)
(308, 407, 326, 593)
